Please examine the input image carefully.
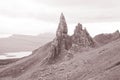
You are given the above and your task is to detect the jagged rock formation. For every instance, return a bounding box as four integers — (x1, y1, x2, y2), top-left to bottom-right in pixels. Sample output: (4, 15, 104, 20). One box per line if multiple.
(47, 14, 95, 63)
(56, 13, 68, 38)
(72, 23, 95, 47)
(55, 13, 72, 50)
(94, 30, 120, 46)
(47, 13, 72, 63)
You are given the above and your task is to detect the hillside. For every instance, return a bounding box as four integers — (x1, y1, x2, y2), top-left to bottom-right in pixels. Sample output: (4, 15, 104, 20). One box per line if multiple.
(0, 38, 120, 80)
(94, 30, 120, 46)
(0, 14, 120, 80)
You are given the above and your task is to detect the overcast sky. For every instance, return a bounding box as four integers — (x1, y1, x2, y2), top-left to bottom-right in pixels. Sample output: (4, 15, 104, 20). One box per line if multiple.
(0, 0, 120, 37)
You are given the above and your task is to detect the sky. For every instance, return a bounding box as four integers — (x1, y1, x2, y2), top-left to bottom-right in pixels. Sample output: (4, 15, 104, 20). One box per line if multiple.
(0, 0, 120, 37)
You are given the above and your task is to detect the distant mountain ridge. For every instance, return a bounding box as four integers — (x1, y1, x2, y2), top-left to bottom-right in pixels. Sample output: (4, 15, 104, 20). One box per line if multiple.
(0, 33, 55, 53)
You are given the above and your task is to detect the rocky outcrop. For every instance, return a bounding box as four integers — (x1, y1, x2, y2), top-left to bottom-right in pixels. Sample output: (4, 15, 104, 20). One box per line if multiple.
(56, 13, 68, 38)
(47, 13, 95, 63)
(94, 30, 120, 46)
(55, 13, 72, 50)
(47, 13, 72, 63)
(72, 23, 95, 47)
(112, 30, 120, 39)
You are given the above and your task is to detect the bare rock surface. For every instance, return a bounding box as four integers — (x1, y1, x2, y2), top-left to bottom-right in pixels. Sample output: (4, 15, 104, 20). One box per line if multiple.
(47, 13, 95, 63)
(71, 23, 95, 52)
(72, 23, 95, 47)
(47, 13, 72, 63)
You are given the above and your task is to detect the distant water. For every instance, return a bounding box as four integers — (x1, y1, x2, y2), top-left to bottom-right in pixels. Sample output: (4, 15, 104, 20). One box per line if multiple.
(0, 51, 32, 59)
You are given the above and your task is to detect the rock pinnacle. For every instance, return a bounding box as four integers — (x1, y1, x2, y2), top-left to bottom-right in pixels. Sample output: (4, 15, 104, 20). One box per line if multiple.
(56, 13, 68, 38)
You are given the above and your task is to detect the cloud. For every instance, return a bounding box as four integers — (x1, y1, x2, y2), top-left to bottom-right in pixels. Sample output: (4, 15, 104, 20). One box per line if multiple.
(0, 15, 57, 35)
(0, 0, 120, 23)
(37, 0, 120, 9)
(0, 14, 120, 37)
(0, 0, 120, 36)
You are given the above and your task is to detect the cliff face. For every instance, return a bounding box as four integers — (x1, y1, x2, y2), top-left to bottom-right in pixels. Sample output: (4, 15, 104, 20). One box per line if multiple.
(47, 14, 95, 63)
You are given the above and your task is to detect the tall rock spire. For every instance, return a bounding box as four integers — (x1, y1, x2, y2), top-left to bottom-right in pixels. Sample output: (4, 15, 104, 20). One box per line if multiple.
(47, 13, 72, 64)
(56, 13, 68, 38)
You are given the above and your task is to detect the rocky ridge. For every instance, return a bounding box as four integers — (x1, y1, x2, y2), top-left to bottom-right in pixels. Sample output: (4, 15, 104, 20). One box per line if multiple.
(47, 13, 95, 63)
(94, 30, 120, 46)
